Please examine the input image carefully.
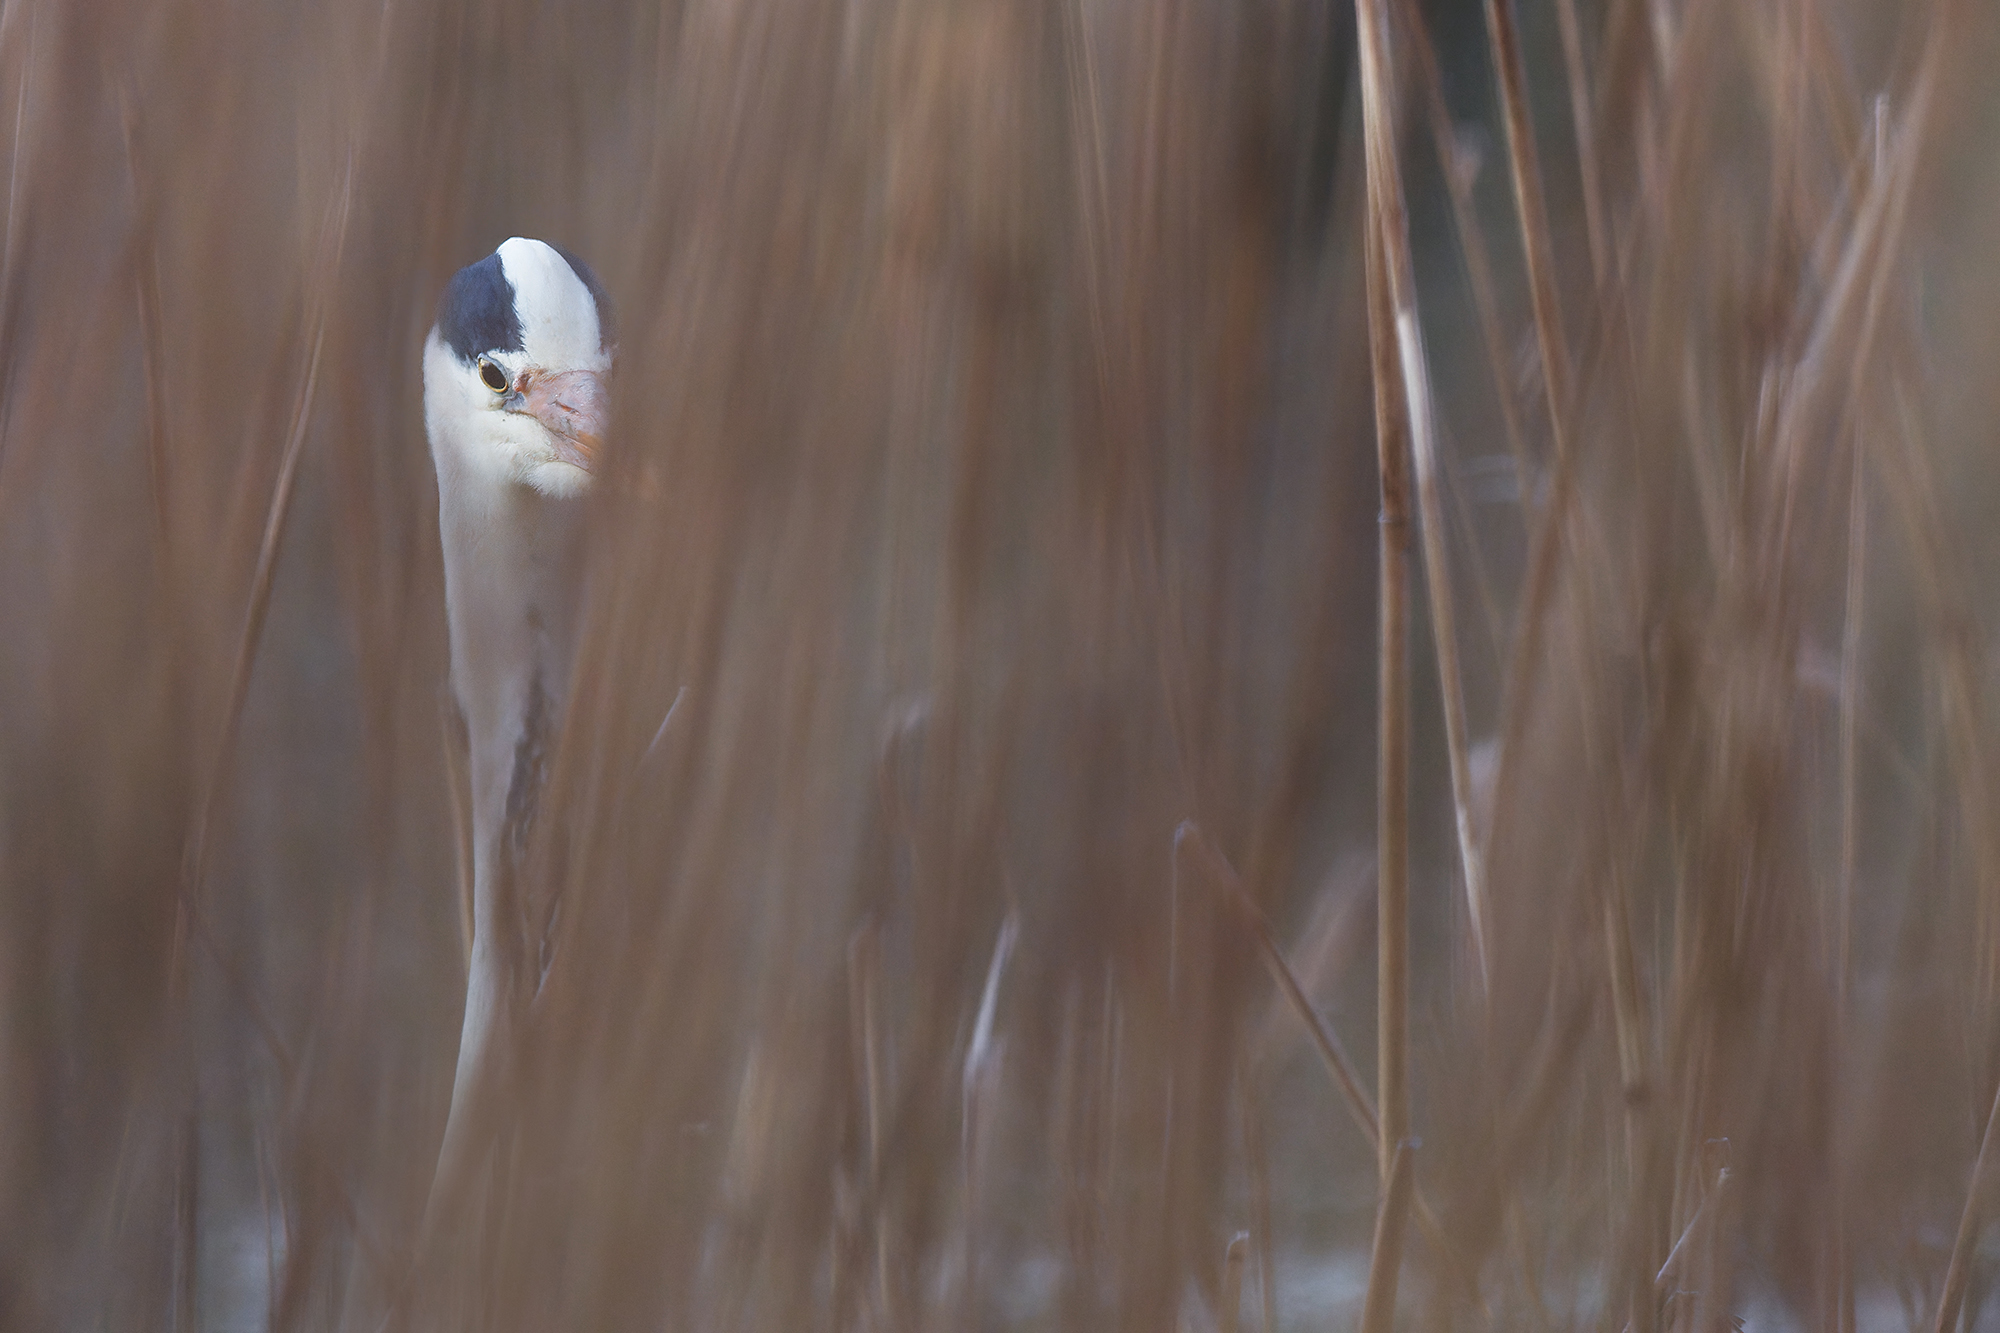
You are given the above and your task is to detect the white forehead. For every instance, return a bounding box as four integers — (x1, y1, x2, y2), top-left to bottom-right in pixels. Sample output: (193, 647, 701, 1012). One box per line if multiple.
(497, 237, 607, 371)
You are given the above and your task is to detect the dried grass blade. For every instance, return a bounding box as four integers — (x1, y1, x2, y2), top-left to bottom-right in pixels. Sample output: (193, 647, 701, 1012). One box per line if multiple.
(847, 924, 895, 1332)
(1654, 1167, 1727, 1290)
(1396, 0, 1530, 480)
(958, 907, 1018, 1299)
(1932, 1073, 2000, 1333)
(1221, 1230, 1248, 1333)
(1178, 824, 1482, 1312)
(1179, 824, 1377, 1148)
(1375, 0, 1492, 994)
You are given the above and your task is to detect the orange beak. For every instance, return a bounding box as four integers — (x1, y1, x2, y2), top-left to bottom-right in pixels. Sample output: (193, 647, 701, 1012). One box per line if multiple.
(513, 367, 608, 473)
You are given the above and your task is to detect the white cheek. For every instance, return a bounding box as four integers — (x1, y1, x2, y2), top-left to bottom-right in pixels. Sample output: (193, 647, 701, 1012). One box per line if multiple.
(448, 416, 532, 488)
(524, 460, 593, 499)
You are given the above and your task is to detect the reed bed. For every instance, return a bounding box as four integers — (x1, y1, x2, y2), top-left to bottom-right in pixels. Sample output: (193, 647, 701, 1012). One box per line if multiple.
(1, 0, 1997, 1329)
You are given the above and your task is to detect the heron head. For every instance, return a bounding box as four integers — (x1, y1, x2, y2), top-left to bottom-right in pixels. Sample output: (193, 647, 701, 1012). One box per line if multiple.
(425, 237, 614, 499)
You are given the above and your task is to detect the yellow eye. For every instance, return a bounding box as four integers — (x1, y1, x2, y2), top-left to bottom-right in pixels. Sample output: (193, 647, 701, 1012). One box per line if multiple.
(477, 358, 508, 393)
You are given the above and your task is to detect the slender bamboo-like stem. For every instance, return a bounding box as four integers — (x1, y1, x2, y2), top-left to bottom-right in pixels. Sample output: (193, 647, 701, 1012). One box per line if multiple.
(1359, 1138, 1417, 1333)
(1476, 10, 1638, 1105)
(1366, 169, 1411, 1189)
(1366, 0, 1489, 993)
(1481, 8, 1668, 1318)
(1478, 0, 1586, 838)
(1834, 428, 1864, 1333)
(1356, 0, 1412, 1182)
(1553, 0, 1608, 293)
(1483, 0, 1573, 438)
(1832, 131, 1878, 1020)
(173, 1106, 198, 1331)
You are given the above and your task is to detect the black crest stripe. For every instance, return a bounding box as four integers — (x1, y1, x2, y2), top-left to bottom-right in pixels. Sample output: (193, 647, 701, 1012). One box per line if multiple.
(436, 251, 523, 364)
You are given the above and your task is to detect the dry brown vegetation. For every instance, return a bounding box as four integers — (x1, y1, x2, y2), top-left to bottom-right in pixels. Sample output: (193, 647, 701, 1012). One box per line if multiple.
(3, 0, 1999, 1328)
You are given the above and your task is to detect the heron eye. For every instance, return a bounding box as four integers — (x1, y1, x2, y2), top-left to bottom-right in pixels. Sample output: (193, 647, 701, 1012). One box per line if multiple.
(477, 359, 508, 393)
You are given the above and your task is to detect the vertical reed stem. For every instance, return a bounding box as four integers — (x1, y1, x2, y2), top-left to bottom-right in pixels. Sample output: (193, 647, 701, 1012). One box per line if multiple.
(1356, 54, 1411, 1187)
(1360, 179, 1408, 1184)
(1360, 1138, 1417, 1333)
(1834, 421, 1866, 1333)
(1553, 0, 1608, 292)
(1483, 0, 1573, 435)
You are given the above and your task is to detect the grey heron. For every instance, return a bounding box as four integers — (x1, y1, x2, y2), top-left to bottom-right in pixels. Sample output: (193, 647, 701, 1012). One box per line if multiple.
(422, 236, 612, 1226)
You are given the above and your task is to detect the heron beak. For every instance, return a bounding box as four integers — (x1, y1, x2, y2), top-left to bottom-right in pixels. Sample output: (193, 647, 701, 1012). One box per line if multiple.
(512, 368, 608, 473)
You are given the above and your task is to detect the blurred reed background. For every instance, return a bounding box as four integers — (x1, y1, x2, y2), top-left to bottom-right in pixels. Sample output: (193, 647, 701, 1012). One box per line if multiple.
(2, 0, 1998, 1328)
